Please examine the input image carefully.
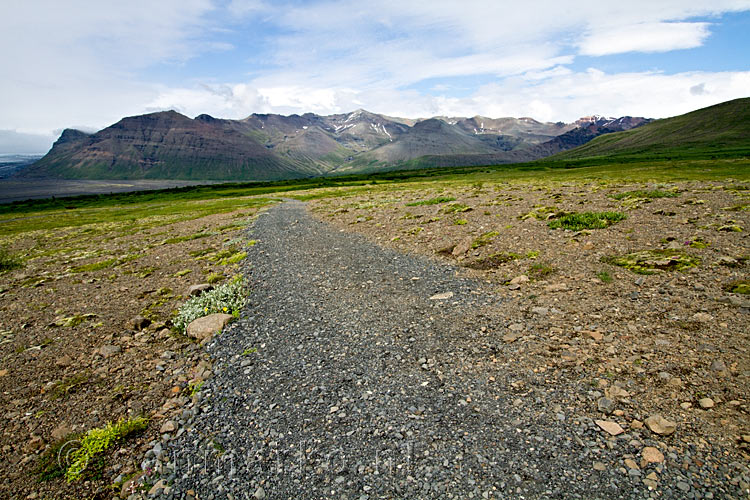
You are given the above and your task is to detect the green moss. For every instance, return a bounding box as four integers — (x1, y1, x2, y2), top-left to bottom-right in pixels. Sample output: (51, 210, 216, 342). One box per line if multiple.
(471, 231, 499, 249)
(724, 279, 750, 294)
(442, 203, 472, 214)
(717, 224, 743, 232)
(528, 262, 555, 279)
(454, 219, 468, 225)
(50, 372, 91, 400)
(548, 211, 626, 231)
(611, 189, 679, 200)
(52, 313, 97, 328)
(596, 271, 613, 283)
(65, 417, 148, 482)
(602, 249, 700, 274)
(689, 237, 709, 248)
(463, 252, 519, 270)
(71, 258, 118, 273)
(0, 247, 23, 272)
(174, 269, 192, 277)
(406, 196, 456, 206)
(219, 251, 247, 265)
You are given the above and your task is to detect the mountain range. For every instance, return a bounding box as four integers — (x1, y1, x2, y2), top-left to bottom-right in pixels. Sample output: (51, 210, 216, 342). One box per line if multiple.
(21, 109, 650, 181)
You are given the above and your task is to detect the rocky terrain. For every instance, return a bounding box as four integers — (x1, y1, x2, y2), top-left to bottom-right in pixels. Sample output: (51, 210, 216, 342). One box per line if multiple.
(0, 198, 271, 498)
(0, 176, 748, 499)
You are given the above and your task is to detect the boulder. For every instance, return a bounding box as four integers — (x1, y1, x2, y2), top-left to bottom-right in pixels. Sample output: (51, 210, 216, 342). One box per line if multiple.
(187, 284, 213, 297)
(128, 315, 151, 331)
(186, 313, 233, 341)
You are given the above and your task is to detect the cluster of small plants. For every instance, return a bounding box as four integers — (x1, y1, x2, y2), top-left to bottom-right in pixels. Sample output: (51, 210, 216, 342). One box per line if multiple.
(65, 417, 148, 481)
(548, 211, 626, 231)
(406, 196, 456, 206)
(173, 276, 247, 333)
(0, 247, 23, 272)
(611, 189, 679, 200)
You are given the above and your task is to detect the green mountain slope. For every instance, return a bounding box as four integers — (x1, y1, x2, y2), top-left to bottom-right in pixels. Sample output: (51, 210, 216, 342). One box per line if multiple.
(550, 98, 750, 161)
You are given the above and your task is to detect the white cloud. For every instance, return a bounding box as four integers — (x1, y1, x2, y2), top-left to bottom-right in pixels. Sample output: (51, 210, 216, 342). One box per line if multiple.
(579, 22, 711, 56)
(147, 69, 750, 123)
(1, 0, 750, 152)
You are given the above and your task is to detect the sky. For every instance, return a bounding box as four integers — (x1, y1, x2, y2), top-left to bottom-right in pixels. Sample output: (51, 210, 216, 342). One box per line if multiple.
(1, 1, 749, 153)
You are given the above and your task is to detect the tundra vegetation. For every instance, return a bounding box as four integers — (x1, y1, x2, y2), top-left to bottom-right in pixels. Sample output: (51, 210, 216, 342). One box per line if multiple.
(0, 156, 748, 497)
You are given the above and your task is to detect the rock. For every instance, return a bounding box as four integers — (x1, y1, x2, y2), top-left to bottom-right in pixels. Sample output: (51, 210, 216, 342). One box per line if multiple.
(128, 315, 151, 331)
(544, 283, 568, 292)
(99, 345, 121, 358)
(253, 486, 266, 499)
(642, 446, 665, 464)
(680, 402, 692, 410)
(531, 306, 548, 315)
(187, 284, 213, 296)
(508, 323, 524, 332)
(698, 398, 715, 409)
(624, 458, 639, 470)
(429, 292, 454, 300)
(741, 434, 750, 443)
(597, 397, 615, 414)
(630, 419, 643, 429)
(452, 237, 473, 256)
(186, 313, 234, 341)
(691, 312, 712, 323)
(586, 331, 603, 341)
(120, 473, 144, 499)
(0, 369, 7, 377)
(510, 275, 529, 285)
(502, 332, 523, 343)
(606, 386, 630, 399)
(51, 424, 71, 441)
(593, 461, 606, 471)
(710, 359, 727, 372)
(160, 420, 177, 433)
(645, 415, 676, 435)
(23, 435, 45, 453)
(148, 479, 166, 496)
(595, 419, 624, 436)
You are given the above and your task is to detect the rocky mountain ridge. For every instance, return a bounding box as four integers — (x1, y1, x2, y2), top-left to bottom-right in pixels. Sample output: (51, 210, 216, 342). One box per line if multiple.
(22, 109, 650, 180)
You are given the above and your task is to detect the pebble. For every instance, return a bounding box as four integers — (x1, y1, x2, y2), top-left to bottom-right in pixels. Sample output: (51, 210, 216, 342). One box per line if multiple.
(645, 415, 677, 436)
(595, 419, 624, 436)
(698, 398, 714, 409)
(642, 447, 665, 464)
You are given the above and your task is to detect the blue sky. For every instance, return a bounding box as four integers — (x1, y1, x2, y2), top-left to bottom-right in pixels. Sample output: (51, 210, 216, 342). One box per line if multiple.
(1, 0, 749, 153)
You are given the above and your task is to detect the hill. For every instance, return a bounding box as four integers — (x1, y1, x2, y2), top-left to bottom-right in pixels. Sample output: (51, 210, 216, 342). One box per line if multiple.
(22, 109, 648, 181)
(550, 98, 750, 161)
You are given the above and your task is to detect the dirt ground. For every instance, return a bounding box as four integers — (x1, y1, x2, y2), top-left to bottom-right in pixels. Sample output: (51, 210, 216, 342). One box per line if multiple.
(308, 179, 750, 461)
(0, 206, 262, 498)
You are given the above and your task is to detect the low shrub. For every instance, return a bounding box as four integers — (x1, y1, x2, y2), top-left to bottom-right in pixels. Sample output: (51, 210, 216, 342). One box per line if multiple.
(173, 276, 247, 333)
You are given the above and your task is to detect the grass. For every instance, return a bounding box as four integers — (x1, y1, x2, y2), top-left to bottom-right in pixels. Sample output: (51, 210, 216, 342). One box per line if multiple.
(405, 196, 456, 206)
(547, 211, 626, 231)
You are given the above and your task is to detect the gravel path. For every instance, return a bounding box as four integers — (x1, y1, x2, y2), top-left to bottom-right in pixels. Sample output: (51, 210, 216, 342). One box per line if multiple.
(154, 201, 748, 499)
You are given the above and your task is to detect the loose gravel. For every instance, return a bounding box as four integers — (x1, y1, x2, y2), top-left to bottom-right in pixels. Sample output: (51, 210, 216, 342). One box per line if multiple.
(154, 201, 749, 499)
